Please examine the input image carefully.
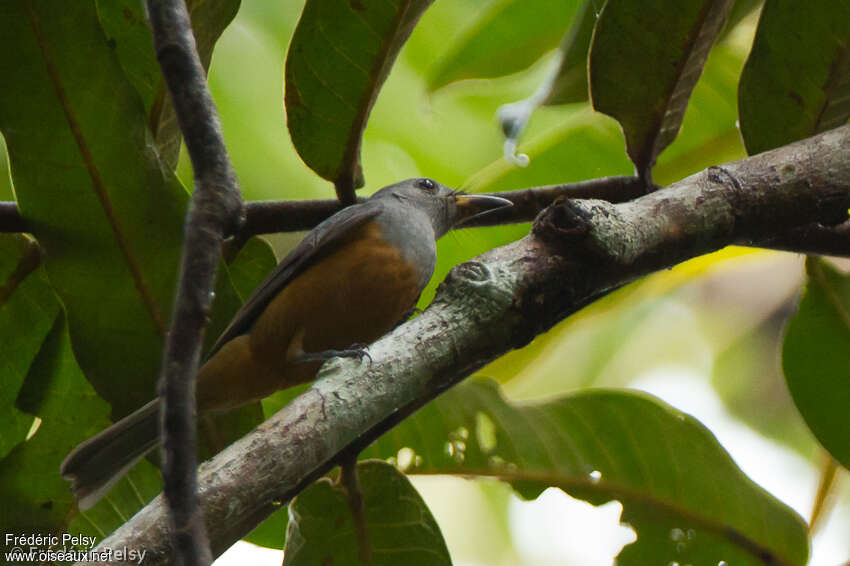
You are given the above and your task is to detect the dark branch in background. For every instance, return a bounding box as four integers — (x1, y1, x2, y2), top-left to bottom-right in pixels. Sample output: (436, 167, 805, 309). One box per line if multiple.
(4, 174, 849, 256)
(145, 0, 244, 564)
(74, 125, 850, 566)
(766, 220, 850, 257)
(240, 175, 647, 234)
(462, 176, 651, 225)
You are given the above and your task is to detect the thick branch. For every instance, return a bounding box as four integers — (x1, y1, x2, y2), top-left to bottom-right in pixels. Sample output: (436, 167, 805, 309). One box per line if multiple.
(75, 125, 850, 565)
(146, 0, 243, 564)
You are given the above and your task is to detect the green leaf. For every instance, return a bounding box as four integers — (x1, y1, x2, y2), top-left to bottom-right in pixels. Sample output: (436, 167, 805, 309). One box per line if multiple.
(0, 0, 260, 424)
(589, 0, 735, 179)
(543, 0, 598, 106)
(0, 314, 111, 533)
(469, 34, 748, 195)
(0, 0, 188, 416)
(738, 0, 850, 155)
(96, 0, 241, 169)
(783, 258, 850, 470)
(285, 0, 434, 195)
(427, 0, 582, 92)
(0, 1, 268, 519)
(284, 461, 451, 565)
(223, 236, 278, 302)
(364, 380, 809, 566)
(724, 0, 763, 36)
(0, 235, 57, 459)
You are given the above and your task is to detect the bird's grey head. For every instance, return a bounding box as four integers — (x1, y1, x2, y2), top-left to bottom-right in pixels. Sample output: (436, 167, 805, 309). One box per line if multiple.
(371, 178, 512, 239)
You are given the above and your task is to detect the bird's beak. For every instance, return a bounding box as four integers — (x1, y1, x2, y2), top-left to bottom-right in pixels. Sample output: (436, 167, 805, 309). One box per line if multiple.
(454, 194, 513, 224)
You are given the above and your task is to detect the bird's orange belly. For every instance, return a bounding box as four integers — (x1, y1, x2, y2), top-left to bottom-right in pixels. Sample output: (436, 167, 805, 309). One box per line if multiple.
(196, 222, 421, 412)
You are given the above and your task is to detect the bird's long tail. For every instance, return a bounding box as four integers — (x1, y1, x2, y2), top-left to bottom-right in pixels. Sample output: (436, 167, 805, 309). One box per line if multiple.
(60, 399, 161, 511)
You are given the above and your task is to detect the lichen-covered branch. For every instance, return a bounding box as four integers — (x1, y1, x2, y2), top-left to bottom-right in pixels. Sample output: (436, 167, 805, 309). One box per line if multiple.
(75, 125, 850, 565)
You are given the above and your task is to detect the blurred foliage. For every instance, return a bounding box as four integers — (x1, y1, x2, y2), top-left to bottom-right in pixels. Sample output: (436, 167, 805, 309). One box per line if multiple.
(362, 379, 809, 566)
(284, 461, 451, 566)
(738, 0, 850, 155)
(97, 0, 240, 168)
(783, 258, 850, 470)
(0, 0, 849, 564)
(426, 0, 582, 92)
(285, 0, 434, 193)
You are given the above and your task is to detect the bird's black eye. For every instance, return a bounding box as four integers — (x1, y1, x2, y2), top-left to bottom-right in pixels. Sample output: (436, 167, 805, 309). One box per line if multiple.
(417, 178, 436, 191)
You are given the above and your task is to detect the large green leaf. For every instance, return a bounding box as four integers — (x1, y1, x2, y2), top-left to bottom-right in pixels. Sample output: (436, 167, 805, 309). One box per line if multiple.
(96, 0, 241, 169)
(72, 239, 275, 538)
(0, 234, 56, 460)
(0, 0, 263, 423)
(427, 0, 582, 92)
(589, 0, 734, 180)
(0, 1, 276, 520)
(0, 241, 273, 537)
(738, 0, 850, 155)
(543, 0, 760, 108)
(284, 461, 451, 566)
(783, 258, 850, 470)
(0, 0, 188, 416)
(725, 0, 763, 34)
(0, 314, 110, 533)
(364, 380, 809, 566)
(285, 0, 433, 197)
(542, 0, 598, 106)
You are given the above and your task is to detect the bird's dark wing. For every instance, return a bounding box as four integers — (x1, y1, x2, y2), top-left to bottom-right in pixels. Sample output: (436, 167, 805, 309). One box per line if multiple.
(206, 202, 382, 359)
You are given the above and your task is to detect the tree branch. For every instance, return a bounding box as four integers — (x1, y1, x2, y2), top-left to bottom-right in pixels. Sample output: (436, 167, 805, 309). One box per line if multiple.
(145, 0, 243, 564)
(73, 125, 850, 566)
(4, 173, 849, 256)
(240, 175, 647, 234)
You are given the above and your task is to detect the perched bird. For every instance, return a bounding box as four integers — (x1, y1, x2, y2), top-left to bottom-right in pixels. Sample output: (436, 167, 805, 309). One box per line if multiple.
(61, 177, 511, 510)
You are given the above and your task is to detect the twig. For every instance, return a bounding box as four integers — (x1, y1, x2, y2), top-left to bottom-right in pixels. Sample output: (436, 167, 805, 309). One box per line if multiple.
(240, 176, 646, 236)
(145, 0, 243, 564)
(5, 174, 848, 255)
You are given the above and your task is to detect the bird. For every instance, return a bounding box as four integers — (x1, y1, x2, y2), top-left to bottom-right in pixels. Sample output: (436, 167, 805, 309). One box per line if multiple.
(60, 177, 511, 510)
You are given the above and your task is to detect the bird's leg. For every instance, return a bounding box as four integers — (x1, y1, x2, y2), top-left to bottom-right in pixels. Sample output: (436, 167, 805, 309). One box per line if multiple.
(339, 453, 373, 566)
(294, 344, 372, 364)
